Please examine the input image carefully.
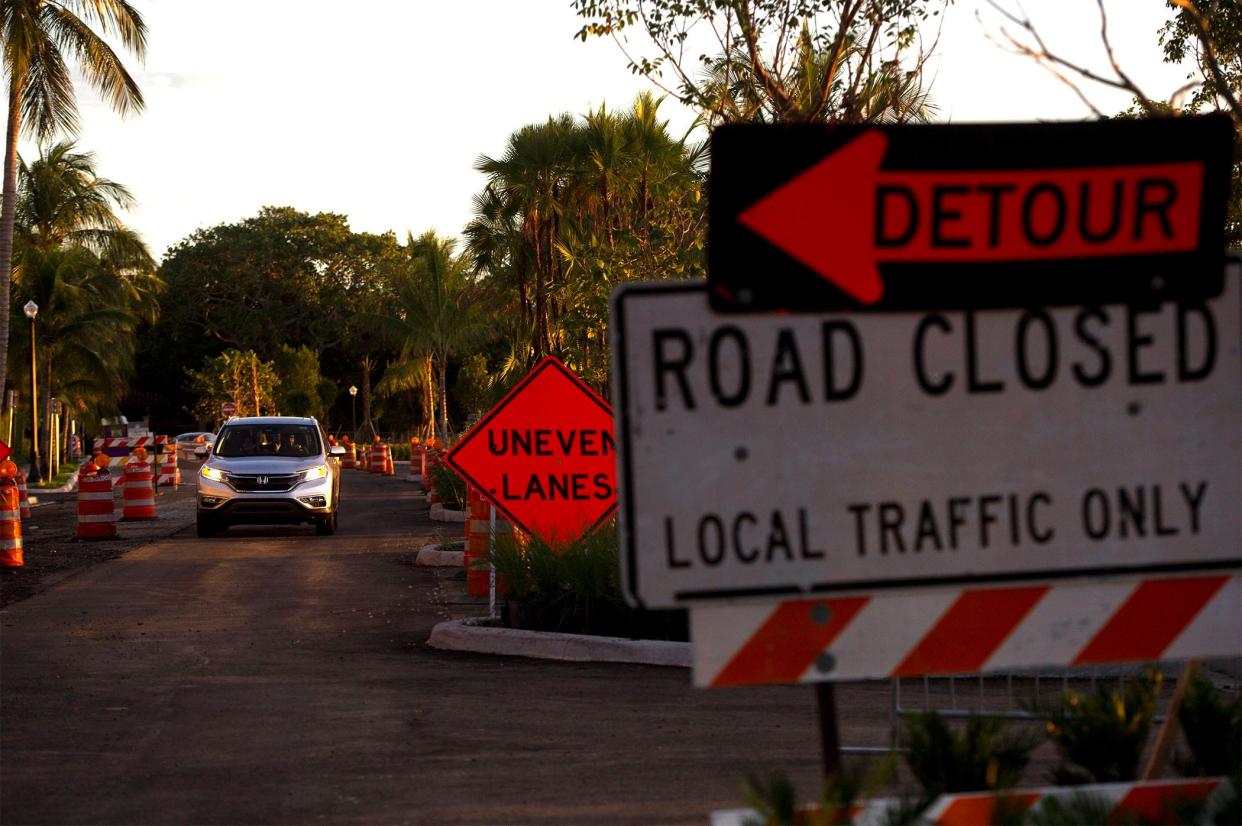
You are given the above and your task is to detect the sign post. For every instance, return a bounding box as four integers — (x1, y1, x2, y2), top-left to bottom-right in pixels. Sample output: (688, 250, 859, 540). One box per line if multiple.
(489, 503, 498, 618)
(6, 390, 15, 445)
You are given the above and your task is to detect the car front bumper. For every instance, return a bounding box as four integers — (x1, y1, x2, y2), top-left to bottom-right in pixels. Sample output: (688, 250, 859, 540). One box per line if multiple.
(197, 473, 335, 522)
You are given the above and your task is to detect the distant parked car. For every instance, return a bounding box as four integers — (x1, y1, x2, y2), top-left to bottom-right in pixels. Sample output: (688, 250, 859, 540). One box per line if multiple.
(176, 432, 215, 462)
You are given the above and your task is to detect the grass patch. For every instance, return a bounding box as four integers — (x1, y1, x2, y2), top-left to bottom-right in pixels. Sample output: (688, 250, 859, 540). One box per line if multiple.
(31, 468, 75, 489)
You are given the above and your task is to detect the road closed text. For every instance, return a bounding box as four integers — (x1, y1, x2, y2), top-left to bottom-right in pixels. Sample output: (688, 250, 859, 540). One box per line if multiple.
(650, 301, 1218, 411)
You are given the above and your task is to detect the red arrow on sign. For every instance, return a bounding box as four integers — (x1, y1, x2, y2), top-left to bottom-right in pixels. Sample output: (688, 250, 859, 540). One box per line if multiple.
(736, 131, 1206, 305)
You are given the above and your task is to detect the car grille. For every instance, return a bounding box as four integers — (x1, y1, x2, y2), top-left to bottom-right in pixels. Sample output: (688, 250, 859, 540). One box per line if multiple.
(226, 473, 301, 492)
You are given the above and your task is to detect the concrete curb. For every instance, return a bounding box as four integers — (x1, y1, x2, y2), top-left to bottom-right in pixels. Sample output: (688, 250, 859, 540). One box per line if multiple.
(428, 617, 692, 668)
(429, 504, 465, 522)
(415, 544, 464, 567)
(33, 470, 80, 497)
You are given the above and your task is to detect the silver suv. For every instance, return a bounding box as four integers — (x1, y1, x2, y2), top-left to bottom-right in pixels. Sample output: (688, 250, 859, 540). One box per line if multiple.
(196, 416, 344, 537)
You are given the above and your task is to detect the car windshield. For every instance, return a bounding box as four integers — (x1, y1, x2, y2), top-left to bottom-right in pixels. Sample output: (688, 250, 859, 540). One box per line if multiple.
(214, 424, 320, 458)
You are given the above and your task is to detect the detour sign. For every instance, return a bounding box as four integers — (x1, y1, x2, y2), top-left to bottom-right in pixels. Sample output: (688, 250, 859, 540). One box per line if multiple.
(447, 357, 617, 549)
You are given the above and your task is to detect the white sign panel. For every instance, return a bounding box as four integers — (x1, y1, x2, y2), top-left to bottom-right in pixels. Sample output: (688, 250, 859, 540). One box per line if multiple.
(610, 269, 1242, 609)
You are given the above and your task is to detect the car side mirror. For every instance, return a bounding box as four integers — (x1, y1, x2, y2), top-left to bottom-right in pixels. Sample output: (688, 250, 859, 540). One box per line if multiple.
(194, 445, 210, 457)
(329, 445, 346, 457)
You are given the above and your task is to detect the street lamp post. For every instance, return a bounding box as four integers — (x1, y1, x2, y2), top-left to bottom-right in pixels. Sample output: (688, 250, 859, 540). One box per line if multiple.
(23, 301, 42, 484)
(348, 385, 358, 438)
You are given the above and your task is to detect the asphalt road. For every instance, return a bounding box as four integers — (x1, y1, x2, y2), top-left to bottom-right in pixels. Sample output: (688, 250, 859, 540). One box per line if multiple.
(0, 469, 866, 825)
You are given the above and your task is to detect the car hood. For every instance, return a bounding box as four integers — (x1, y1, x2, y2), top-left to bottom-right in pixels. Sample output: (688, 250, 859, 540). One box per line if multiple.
(207, 457, 324, 475)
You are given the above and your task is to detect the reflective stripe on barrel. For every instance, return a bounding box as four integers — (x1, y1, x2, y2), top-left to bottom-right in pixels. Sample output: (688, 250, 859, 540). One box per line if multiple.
(0, 485, 23, 566)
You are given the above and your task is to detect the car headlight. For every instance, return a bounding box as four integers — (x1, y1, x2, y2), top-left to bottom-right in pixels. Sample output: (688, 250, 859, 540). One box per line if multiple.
(201, 466, 227, 482)
(303, 464, 329, 481)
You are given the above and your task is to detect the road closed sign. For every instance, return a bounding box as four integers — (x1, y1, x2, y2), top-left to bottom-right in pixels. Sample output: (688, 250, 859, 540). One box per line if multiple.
(609, 268, 1241, 609)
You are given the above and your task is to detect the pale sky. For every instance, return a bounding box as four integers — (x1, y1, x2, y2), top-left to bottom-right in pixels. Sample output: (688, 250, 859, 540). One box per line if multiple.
(47, 0, 1197, 262)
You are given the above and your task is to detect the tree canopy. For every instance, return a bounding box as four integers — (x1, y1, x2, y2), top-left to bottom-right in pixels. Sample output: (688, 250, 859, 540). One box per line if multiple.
(573, 0, 944, 126)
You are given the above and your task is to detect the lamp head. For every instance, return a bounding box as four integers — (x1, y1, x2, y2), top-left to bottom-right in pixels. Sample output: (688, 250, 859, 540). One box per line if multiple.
(22, 300, 38, 320)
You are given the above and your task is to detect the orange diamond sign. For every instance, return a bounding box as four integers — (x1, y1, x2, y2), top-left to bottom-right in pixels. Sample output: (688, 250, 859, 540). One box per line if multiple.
(447, 357, 617, 548)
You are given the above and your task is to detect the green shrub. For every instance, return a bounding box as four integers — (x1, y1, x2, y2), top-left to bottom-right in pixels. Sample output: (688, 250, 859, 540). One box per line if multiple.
(1178, 672, 1242, 778)
(739, 770, 797, 826)
(1042, 670, 1161, 785)
(904, 712, 1034, 797)
(389, 443, 411, 461)
(739, 759, 895, 826)
(1176, 672, 1242, 825)
(486, 522, 626, 633)
(429, 461, 466, 509)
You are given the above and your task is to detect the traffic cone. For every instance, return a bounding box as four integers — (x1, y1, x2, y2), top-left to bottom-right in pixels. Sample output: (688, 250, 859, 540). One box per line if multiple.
(0, 461, 23, 567)
(76, 460, 117, 540)
(156, 449, 180, 487)
(15, 468, 31, 519)
(407, 438, 422, 482)
(383, 444, 394, 476)
(425, 452, 441, 504)
(121, 449, 156, 520)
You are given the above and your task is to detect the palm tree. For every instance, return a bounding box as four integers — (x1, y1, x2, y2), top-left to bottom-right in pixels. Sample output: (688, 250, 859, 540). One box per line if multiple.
(467, 96, 705, 389)
(8, 139, 157, 474)
(475, 115, 578, 360)
(695, 33, 935, 125)
(0, 0, 147, 402)
(373, 231, 487, 443)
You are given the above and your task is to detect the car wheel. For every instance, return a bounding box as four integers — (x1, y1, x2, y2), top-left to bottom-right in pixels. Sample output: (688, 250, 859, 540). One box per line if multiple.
(316, 514, 336, 536)
(196, 514, 220, 538)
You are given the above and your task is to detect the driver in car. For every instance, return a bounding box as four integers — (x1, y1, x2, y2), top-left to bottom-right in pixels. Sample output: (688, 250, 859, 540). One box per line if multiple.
(278, 433, 304, 456)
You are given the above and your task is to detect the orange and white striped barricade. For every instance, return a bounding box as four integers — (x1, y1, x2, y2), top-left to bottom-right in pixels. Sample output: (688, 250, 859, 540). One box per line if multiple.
(368, 442, 385, 474)
(76, 462, 117, 540)
(15, 468, 31, 519)
(691, 573, 1242, 687)
(0, 473, 23, 567)
(156, 449, 180, 488)
(112, 452, 132, 492)
(340, 441, 357, 469)
(710, 777, 1232, 826)
(121, 455, 157, 520)
(919, 777, 1230, 826)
